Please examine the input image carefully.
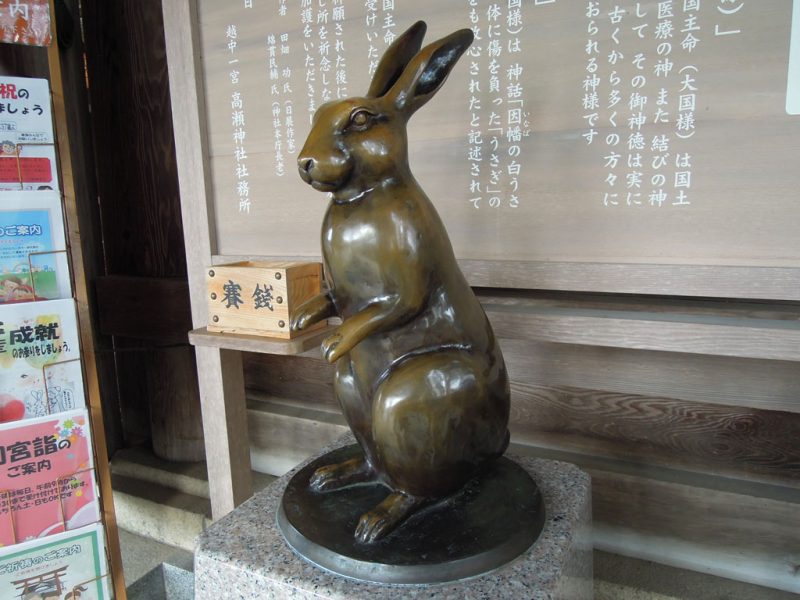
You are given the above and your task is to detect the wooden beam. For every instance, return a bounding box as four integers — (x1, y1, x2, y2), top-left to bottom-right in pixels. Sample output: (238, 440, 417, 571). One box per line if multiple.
(162, 0, 216, 324)
(189, 305, 800, 362)
(162, 0, 253, 518)
(189, 326, 332, 355)
(462, 260, 800, 302)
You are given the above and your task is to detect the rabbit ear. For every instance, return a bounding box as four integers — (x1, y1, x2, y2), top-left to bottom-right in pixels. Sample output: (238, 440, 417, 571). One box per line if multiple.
(385, 28, 474, 115)
(367, 21, 427, 98)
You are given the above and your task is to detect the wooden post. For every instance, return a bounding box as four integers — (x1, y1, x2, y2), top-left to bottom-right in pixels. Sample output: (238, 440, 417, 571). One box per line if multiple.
(162, 0, 253, 517)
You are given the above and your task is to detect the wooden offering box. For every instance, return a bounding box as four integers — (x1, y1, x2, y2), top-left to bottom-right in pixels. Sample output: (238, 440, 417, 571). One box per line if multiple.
(207, 261, 324, 339)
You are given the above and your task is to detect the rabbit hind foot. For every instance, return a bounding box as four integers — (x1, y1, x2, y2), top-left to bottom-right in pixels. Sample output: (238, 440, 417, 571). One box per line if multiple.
(309, 455, 374, 492)
(354, 491, 428, 544)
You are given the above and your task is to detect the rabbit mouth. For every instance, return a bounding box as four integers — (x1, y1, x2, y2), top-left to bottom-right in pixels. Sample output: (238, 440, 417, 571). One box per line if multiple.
(310, 179, 340, 192)
(298, 165, 344, 192)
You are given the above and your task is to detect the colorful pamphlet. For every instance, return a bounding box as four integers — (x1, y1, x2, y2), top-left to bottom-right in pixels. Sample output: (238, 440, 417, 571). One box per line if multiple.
(0, 523, 109, 599)
(0, 1, 52, 47)
(0, 77, 53, 144)
(0, 409, 98, 547)
(0, 77, 57, 192)
(0, 299, 85, 423)
(0, 191, 70, 303)
(0, 143, 58, 192)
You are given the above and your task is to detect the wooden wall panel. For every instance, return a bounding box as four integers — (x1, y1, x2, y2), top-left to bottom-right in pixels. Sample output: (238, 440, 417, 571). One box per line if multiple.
(83, 0, 186, 279)
(243, 353, 335, 406)
(242, 290, 800, 492)
(501, 339, 800, 414)
(243, 322, 800, 415)
(486, 307, 800, 362)
(0, 41, 48, 78)
(244, 353, 800, 489)
(508, 384, 800, 489)
(95, 275, 192, 344)
(591, 470, 800, 593)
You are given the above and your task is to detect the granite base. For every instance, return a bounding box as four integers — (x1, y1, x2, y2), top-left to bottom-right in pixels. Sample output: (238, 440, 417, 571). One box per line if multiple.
(194, 438, 593, 599)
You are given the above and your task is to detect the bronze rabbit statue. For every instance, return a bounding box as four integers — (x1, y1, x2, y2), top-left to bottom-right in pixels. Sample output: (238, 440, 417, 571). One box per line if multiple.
(292, 21, 510, 544)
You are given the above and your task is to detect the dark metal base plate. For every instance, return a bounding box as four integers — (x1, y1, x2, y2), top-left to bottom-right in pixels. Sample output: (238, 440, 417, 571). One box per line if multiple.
(277, 444, 545, 585)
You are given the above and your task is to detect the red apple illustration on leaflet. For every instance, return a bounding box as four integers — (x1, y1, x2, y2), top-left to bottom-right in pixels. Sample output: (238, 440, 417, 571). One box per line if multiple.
(0, 393, 25, 422)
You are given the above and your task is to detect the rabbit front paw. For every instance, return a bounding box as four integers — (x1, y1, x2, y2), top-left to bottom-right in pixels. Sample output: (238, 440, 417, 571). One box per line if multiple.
(290, 309, 313, 331)
(291, 292, 335, 331)
(321, 331, 344, 362)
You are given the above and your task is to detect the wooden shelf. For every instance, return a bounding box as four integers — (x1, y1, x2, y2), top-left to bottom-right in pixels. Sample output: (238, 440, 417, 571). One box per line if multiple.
(189, 326, 330, 356)
(190, 305, 800, 362)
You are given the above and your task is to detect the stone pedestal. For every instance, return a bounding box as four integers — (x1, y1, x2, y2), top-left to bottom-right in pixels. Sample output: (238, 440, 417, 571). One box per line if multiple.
(194, 439, 593, 600)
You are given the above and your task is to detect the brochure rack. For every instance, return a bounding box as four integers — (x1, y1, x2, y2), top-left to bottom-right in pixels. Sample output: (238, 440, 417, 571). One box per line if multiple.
(0, 2, 125, 598)
(46, 20, 125, 599)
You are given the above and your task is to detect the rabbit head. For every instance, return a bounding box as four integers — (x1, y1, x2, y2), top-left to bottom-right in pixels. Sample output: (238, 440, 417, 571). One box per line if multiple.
(297, 21, 473, 201)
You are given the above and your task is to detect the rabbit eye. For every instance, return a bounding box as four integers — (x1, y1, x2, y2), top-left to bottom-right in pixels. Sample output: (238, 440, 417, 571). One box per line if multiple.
(348, 109, 372, 129)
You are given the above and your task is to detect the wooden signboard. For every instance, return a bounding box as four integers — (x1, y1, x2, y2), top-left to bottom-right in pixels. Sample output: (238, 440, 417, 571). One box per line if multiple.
(195, 0, 800, 299)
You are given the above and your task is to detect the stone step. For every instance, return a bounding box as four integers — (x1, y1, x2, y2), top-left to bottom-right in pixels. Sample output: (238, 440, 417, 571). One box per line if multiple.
(112, 446, 211, 498)
(119, 528, 194, 599)
(111, 446, 277, 552)
(128, 561, 194, 600)
(112, 473, 211, 552)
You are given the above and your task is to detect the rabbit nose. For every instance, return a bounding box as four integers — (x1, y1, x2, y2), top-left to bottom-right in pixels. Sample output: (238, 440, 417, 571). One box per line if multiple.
(298, 157, 315, 182)
(300, 157, 314, 172)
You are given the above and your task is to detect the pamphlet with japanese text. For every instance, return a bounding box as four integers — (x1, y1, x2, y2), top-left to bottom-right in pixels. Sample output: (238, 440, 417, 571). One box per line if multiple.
(0, 1, 52, 47)
(0, 299, 85, 423)
(0, 76, 57, 191)
(0, 409, 98, 547)
(0, 191, 70, 303)
(0, 523, 109, 599)
(0, 144, 58, 192)
(0, 77, 53, 144)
